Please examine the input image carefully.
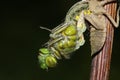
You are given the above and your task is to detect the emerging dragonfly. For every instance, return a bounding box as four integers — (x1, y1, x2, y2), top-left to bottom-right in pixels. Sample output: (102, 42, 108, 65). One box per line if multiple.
(38, 0, 119, 69)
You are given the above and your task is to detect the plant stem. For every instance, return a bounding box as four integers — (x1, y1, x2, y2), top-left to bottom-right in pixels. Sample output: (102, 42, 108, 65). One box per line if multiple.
(90, 1, 117, 80)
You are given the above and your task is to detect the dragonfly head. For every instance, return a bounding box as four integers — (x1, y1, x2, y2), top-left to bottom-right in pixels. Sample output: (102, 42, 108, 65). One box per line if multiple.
(38, 48, 57, 69)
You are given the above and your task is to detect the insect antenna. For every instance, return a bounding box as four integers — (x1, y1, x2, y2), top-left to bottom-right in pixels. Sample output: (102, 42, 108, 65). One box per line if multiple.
(40, 26, 52, 32)
(41, 39, 52, 47)
(41, 42, 49, 47)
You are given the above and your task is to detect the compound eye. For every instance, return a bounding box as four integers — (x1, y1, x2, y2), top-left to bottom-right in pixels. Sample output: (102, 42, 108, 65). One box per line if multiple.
(46, 56, 57, 67)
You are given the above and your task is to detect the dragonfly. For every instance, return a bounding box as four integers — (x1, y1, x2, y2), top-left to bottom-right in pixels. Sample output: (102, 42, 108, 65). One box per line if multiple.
(38, 0, 119, 69)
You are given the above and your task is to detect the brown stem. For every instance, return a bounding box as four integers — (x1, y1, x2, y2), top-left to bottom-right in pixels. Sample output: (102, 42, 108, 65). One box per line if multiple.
(90, 1, 117, 80)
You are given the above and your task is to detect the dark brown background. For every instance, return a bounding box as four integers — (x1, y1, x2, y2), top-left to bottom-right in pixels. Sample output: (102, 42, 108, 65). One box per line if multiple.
(0, 0, 120, 80)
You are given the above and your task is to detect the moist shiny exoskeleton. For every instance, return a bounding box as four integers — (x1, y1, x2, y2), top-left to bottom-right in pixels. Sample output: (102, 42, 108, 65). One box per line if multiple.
(39, 23, 86, 69)
(38, 2, 89, 69)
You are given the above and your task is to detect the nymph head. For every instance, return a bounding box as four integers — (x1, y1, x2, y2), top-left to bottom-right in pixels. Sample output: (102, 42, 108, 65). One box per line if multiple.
(38, 48, 57, 69)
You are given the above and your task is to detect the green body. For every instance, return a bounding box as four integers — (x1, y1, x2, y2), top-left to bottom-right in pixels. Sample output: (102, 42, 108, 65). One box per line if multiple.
(39, 1, 89, 69)
(48, 1, 88, 59)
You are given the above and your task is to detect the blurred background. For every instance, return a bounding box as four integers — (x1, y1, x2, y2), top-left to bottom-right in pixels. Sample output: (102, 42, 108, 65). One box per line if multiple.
(0, 0, 120, 80)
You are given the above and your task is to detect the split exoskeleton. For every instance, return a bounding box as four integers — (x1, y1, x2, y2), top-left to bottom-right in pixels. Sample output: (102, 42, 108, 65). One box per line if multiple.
(38, 0, 119, 69)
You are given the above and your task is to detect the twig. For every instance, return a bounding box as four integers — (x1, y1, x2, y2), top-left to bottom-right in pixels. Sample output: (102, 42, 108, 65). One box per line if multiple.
(90, 1, 117, 80)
